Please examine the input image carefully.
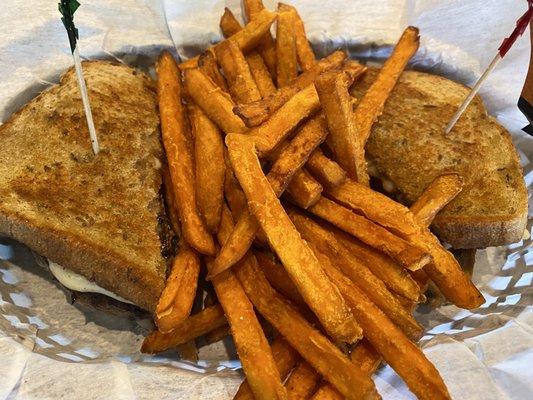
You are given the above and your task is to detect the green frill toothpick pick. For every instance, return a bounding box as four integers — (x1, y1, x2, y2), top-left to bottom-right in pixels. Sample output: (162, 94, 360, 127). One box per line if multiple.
(59, 0, 99, 154)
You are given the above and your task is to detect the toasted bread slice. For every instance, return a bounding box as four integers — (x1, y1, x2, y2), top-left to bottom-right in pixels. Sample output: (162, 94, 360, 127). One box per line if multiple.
(0, 61, 172, 311)
(351, 68, 528, 249)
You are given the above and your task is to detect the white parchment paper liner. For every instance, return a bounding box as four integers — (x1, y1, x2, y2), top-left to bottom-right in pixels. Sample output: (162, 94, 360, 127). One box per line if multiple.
(0, 1, 532, 398)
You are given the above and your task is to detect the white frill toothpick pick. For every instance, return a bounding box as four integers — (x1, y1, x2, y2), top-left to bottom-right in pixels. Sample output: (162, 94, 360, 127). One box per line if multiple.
(59, 0, 99, 154)
(445, 1, 533, 135)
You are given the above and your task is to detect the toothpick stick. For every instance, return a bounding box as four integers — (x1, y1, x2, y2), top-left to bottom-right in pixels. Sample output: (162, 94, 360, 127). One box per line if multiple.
(59, 0, 99, 154)
(445, 1, 533, 134)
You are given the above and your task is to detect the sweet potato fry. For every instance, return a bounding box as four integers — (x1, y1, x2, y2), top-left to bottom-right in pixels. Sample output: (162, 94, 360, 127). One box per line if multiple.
(162, 168, 181, 236)
(155, 245, 201, 333)
(327, 179, 484, 309)
(410, 174, 463, 227)
(180, 9, 278, 70)
(316, 70, 369, 185)
(226, 133, 361, 343)
(243, 0, 277, 79)
(276, 4, 298, 87)
(224, 150, 248, 218)
(354, 26, 420, 145)
(279, 3, 315, 71)
(284, 169, 323, 209)
(321, 260, 451, 400)
(198, 50, 229, 92)
(157, 51, 216, 256)
(290, 211, 423, 340)
(220, 7, 242, 37)
(204, 324, 231, 345)
(211, 207, 287, 400)
(215, 40, 262, 103)
(234, 51, 347, 126)
(234, 337, 300, 400)
(234, 253, 378, 400)
(184, 68, 246, 134)
(248, 84, 321, 155)
(306, 148, 347, 189)
(285, 362, 320, 400)
(141, 304, 227, 353)
(308, 197, 431, 271)
(188, 103, 225, 233)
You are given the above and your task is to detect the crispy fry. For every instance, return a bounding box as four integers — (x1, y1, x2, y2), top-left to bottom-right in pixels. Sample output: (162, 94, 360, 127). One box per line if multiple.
(279, 3, 315, 71)
(198, 50, 229, 92)
(354, 26, 419, 145)
(243, 0, 277, 79)
(210, 116, 328, 278)
(219, 8, 276, 98)
(184, 68, 246, 134)
(317, 253, 451, 400)
(157, 51, 216, 255)
(285, 169, 323, 209)
(285, 362, 320, 400)
(234, 51, 347, 126)
(211, 207, 286, 400)
(224, 149, 248, 218)
(162, 168, 181, 236)
(248, 84, 321, 155)
(334, 230, 422, 302)
(155, 245, 201, 333)
(234, 337, 300, 400)
(188, 103, 225, 233)
(327, 179, 484, 308)
(234, 253, 378, 400)
(215, 40, 262, 103)
(180, 9, 278, 70)
(306, 148, 347, 189)
(290, 211, 423, 340)
(141, 304, 227, 353)
(308, 197, 431, 271)
(276, 4, 298, 87)
(316, 70, 369, 185)
(410, 174, 464, 227)
(204, 324, 231, 345)
(226, 133, 361, 343)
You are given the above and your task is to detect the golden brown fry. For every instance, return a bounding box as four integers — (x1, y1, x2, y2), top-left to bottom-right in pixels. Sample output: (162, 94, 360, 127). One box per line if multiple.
(243, 0, 277, 79)
(334, 230, 422, 302)
(141, 304, 227, 353)
(316, 70, 369, 185)
(155, 245, 201, 333)
(198, 50, 229, 92)
(290, 211, 423, 340)
(211, 207, 286, 400)
(306, 148, 347, 189)
(224, 149, 248, 218)
(308, 197, 431, 271)
(248, 84, 321, 155)
(220, 7, 242, 37)
(276, 4, 298, 87)
(204, 324, 231, 345)
(285, 169, 323, 209)
(285, 362, 320, 400)
(180, 9, 278, 70)
(184, 68, 246, 134)
(157, 51, 216, 256)
(234, 51, 347, 126)
(354, 26, 420, 145)
(234, 337, 300, 400)
(215, 40, 262, 103)
(234, 254, 378, 400)
(162, 168, 181, 236)
(226, 133, 361, 343)
(410, 174, 464, 227)
(327, 179, 484, 308)
(279, 3, 315, 72)
(189, 103, 225, 233)
(210, 116, 328, 278)
(317, 253, 451, 400)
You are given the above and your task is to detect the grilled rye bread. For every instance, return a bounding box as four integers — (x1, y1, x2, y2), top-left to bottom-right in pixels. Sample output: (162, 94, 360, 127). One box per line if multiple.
(0, 61, 173, 312)
(351, 68, 528, 249)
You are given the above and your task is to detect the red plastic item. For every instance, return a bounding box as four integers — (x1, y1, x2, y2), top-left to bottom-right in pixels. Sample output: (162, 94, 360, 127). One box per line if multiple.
(498, 0, 533, 57)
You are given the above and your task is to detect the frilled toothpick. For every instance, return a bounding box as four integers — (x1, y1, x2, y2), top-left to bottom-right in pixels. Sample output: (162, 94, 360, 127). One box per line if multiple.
(59, 0, 99, 154)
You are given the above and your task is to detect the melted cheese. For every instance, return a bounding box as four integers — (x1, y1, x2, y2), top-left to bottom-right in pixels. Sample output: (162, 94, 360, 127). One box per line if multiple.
(48, 261, 134, 305)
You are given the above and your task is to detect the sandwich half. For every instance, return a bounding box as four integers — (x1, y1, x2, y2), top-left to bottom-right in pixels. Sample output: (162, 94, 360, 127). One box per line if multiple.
(351, 68, 528, 249)
(0, 61, 173, 312)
